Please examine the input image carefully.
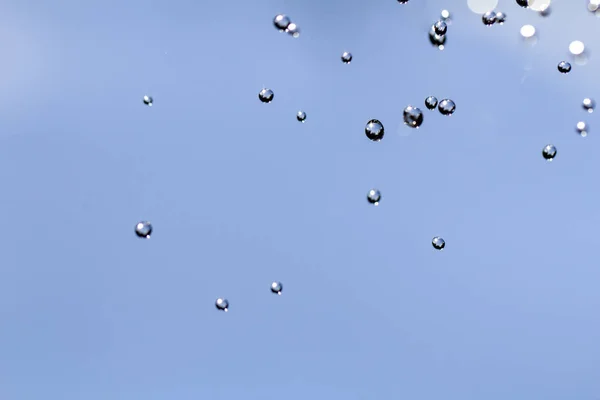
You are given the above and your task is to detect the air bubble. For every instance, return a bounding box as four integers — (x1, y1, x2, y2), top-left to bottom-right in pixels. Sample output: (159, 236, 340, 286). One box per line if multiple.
(432, 237, 445, 250)
(143, 95, 153, 106)
(482, 11, 497, 25)
(259, 88, 274, 103)
(403, 106, 424, 128)
(270, 281, 283, 295)
(576, 121, 588, 137)
(433, 20, 447, 35)
(365, 119, 384, 141)
(542, 144, 557, 161)
(438, 99, 456, 116)
(583, 98, 595, 113)
(273, 14, 291, 31)
(341, 51, 353, 64)
(135, 221, 152, 239)
(558, 61, 571, 74)
(297, 111, 306, 122)
(215, 298, 229, 312)
(425, 96, 438, 110)
(367, 189, 381, 206)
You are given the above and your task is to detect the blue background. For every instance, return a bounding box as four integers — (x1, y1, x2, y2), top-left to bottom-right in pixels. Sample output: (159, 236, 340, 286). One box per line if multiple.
(1, 0, 599, 398)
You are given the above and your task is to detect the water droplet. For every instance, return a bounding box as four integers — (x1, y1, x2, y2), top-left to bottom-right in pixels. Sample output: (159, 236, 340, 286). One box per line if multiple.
(495, 11, 506, 24)
(576, 121, 588, 137)
(433, 20, 447, 35)
(286, 23, 300, 38)
(516, 0, 530, 7)
(297, 110, 306, 122)
(583, 98, 595, 113)
(135, 221, 152, 239)
(270, 281, 283, 295)
(539, 4, 551, 16)
(428, 27, 447, 49)
(397, 0, 409, 3)
(438, 99, 456, 116)
(367, 189, 381, 206)
(143, 95, 153, 106)
(520, 24, 536, 39)
(365, 119, 384, 141)
(542, 144, 557, 161)
(432, 236, 445, 250)
(482, 11, 497, 25)
(259, 88, 274, 103)
(425, 96, 438, 110)
(440, 9, 452, 22)
(569, 40, 585, 55)
(273, 14, 291, 31)
(341, 51, 353, 64)
(215, 298, 229, 312)
(558, 61, 572, 73)
(403, 106, 424, 128)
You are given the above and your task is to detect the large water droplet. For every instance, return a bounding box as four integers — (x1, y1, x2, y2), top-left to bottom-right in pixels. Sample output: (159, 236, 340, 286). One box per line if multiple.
(558, 61, 572, 74)
(215, 298, 229, 312)
(143, 95, 153, 106)
(432, 236, 445, 250)
(365, 119, 384, 141)
(367, 189, 381, 206)
(297, 110, 306, 122)
(135, 221, 152, 239)
(403, 106, 424, 128)
(542, 144, 557, 161)
(438, 99, 456, 116)
(270, 281, 283, 295)
(482, 11, 497, 25)
(425, 96, 438, 110)
(576, 121, 588, 137)
(273, 14, 291, 31)
(583, 98, 595, 113)
(341, 51, 353, 64)
(433, 20, 447, 35)
(259, 88, 274, 103)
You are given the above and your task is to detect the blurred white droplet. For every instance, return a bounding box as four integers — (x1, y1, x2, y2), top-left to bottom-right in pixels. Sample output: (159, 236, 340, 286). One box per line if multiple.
(467, 0, 499, 14)
(520, 25, 536, 38)
(569, 41, 585, 55)
(530, 0, 551, 11)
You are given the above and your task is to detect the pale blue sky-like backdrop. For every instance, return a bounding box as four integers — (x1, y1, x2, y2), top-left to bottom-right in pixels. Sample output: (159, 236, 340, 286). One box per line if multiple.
(1, 0, 599, 398)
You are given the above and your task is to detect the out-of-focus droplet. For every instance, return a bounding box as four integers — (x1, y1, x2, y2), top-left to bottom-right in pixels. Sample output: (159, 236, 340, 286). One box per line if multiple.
(531, 0, 551, 12)
(576, 121, 588, 137)
(557, 61, 571, 73)
(542, 144, 557, 161)
(438, 99, 456, 116)
(270, 281, 283, 295)
(259, 88, 274, 103)
(468, 0, 499, 14)
(341, 51, 353, 64)
(482, 11, 497, 25)
(495, 11, 506, 24)
(516, 0, 530, 7)
(286, 23, 300, 38)
(425, 96, 438, 110)
(583, 98, 595, 113)
(273, 14, 291, 31)
(297, 110, 306, 122)
(428, 27, 447, 50)
(520, 24, 536, 38)
(588, 0, 600, 13)
(365, 119, 384, 141)
(539, 5, 551, 16)
(397, 0, 409, 3)
(432, 236, 445, 250)
(367, 189, 381, 206)
(403, 106, 424, 128)
(143, 95, 153, 106)
(215, 298, 229, 312)
(433, 20, 447, 35)
(135, 221, 152, 239)
(440, 9, 452, 22)
(569, 40, 585, 56)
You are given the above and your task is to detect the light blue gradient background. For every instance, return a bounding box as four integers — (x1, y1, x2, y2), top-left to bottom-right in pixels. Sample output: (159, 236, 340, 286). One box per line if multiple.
(1, 0, 599, 398)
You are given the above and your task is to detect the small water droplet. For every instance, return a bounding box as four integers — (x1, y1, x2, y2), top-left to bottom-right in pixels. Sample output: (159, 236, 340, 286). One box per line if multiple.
(558, 61, 572, 73)
(569, 40, 585, 55)
(273, 14, 291, 31)
(516, 0, 530, 7)
(143, 95, 153, 106)
(432, 236, 445, 250)
(367, 189, 381, 206)
(341, 51, 353, 64)
(440, 9, 452, 22)
(433, 20, 447, 35)
(270, 281, 283, 295)
(428, 27, 447, 49)
(135, 221, 152, 239)
(297, 110, 306, 122)
(482, 11, 497, 25)
(542, 144, 557, 161)
(576, 121, 588, 137)
(365, 119, 384, 141)
(425, 96, 438, 110)
(495, 11, 506, 24)
(215, 298, 229, 312)
(286, 23, 300, 38)
(583, 98, 595, 113)
(397, 0, 409, 3)
(259, 88, 274, 103)
(438, 99, 456, 116)
(403, 106, 424, 128)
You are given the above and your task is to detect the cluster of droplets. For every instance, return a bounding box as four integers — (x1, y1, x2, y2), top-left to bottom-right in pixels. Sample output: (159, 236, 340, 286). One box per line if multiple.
(481, 10, 507, 26)
(429, 12, 449, 50)
(273, 14, 300, 38)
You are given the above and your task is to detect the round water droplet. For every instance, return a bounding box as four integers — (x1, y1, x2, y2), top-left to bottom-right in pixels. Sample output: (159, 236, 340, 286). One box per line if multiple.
(576, 121, 588, 137)
(425, 96, 438, 110)
(516, 0, 530, 7)
(542, 144, 557, 161)
(215, 298, 229, 312)
(273, 14, 291, 31)
(143, 95, 153, 106)
(428, 27, 447, 49)
(341, 51, 353, 64)
(520, 24, 536, 39)
(482, 11, 497, 25)
(583, 98, 595, 113)
(286, 23, 300, 38)
(438, 99, 456, 116)
(135, 221, 152, 239)
(365, 119, 384, 141)
(367, 189, 381, 206)
(270, 281, 283, 295)
(403, 106, 424, 128)
(495, 11, 506, 24)
(558, 61, 571, 74)
(432, 236, 445, 250)
(259, 88, 274, 103)
(297, 110, 306, 122)
(440, 9, 452, 21)
(433, 20, 447, 35)
(569, 40, 585, 56)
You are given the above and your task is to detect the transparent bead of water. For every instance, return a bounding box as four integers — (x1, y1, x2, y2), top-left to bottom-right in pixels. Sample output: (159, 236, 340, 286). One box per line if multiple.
(258, 88, 274, 103)
(143, 95, 153, 106)
(367, 189, 381, 206)
(341, 51, 353, 64)
(215, 298, 229, 312)
(482, 11, 497, 25)
(438, 99, 456, 116)
(542, 144, 557, 161)
(558, 61, 571, 74)
(495, 11, 506, 24)
(403, 106, 424, 128)
(273, 14, 291, 31)
(583, 98, 595, 113)
(576, 121, 588, 137)
(433, 20, 447, 35)
(270, 281, 283, 295)
(432, 236, 445, 250)
(425, 96, 438, 110)
(286, 23, 300, 38)
(297, 110, 306, 122)
(429, 28, 446, 49)
(135, 221, 152, 239)
(365, 119, 384, 141)
(516, 0, 530, 7)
